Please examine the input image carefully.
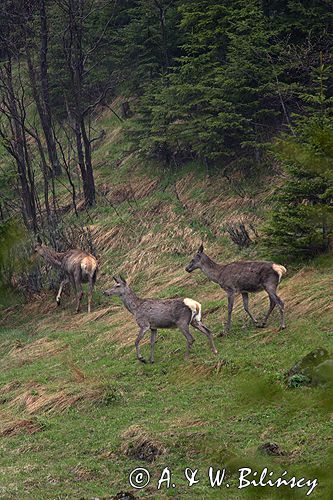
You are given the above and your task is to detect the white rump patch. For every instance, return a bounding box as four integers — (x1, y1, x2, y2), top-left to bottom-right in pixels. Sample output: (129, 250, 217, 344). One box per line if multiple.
(272, 263, 287, 282)
(81, 256, 97, 276)
(184, 298, 202, 322)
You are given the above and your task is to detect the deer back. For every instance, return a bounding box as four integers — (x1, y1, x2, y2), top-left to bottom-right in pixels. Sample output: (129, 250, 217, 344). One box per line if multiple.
(220, 261, 279, 292)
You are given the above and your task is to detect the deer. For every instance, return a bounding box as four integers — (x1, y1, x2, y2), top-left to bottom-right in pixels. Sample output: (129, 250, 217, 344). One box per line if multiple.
(185, 244, 287, 335)
(103, 276, 218, 363)
(35, 242, 98, 313)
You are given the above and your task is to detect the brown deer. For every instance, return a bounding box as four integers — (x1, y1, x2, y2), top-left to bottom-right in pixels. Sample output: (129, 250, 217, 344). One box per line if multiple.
(103, 276, 217, 363)
(185, 244, 286, 334)
(35, 243, 98, 313)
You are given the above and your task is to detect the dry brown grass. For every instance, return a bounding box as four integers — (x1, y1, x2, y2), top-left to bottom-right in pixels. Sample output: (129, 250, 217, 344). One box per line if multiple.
(87, 166, 269, 290)
(231, 268, 333, 321)
(0, 294, 55, 327)
(169, 359, 226, 387)
(167, 415, 206, 430)
(0, 417, 42, 437)
(7, 380, 108, 416)
(70, 464, 99, 482)
(279, 269, 333, 318)
(0, 380, 21, 396)
(173, 172, 267, 235)
(100, 309, 145, 352)
(7, 337, 67, 365)
(90, 225, 124, 254)
(120, 425, 166, 462)
(100, 177, 159, 204)
(75, 306, 114, 326)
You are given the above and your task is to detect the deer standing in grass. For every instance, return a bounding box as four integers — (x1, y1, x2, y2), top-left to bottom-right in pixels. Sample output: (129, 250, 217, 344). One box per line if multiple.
(35, 243, 98, 313)
(185, 244, 286, 334)
(103, 276, 217, 363)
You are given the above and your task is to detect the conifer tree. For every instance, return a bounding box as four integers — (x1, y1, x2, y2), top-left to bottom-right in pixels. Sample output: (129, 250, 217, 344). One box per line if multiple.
(264, 62, 333, 259)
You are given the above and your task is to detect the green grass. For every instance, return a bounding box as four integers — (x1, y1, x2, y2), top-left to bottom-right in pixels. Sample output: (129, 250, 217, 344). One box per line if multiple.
(1, 277, 332, 499)
(1, 108, 333, 499)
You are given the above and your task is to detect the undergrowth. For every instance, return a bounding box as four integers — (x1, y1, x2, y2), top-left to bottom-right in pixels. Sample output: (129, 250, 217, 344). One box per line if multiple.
(0, 107, 332, 499)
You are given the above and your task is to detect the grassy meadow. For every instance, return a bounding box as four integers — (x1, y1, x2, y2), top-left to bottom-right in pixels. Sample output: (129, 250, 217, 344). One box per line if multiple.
(0, 108, 333, 499)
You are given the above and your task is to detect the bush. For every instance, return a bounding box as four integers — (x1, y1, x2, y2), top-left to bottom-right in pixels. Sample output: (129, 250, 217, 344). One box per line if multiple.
(263, 120, 333, 260)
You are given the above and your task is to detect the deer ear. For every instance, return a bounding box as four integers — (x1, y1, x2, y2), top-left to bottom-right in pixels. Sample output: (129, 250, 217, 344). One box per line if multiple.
(198, 243, 204, 254)
(113, 275, 126, 284)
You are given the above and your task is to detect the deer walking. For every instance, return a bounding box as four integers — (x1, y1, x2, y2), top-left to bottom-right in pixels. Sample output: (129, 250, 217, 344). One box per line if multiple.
(35, 243, 98, 313)
(185, 244, 286, 334)
(103, 276, 217, 363)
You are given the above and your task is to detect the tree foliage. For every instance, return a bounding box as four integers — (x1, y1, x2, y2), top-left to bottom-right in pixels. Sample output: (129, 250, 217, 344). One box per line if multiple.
(0, 0, 332, 260)
(131, 0, 333, 168)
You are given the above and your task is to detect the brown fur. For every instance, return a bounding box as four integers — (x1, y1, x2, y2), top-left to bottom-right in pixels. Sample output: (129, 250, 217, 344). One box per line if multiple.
(103, 277, 217, 363)
(186, 244, 286, 333)
(35, 244, 98, 313)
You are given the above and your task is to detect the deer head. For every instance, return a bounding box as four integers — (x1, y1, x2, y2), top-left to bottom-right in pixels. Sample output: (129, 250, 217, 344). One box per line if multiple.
(103, 276, 127, 297)
(185, 244, 204, 273)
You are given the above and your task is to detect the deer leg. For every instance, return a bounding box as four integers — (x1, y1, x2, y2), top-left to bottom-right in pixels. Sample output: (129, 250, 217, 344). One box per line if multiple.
(87, 275, 95, 314)
(135, 326, 150, 363)
(150, 329, 157, 363)
(179, 324, 195, 360)
(241, 292, 258, 325)
(264, 286, 285, 330)
(69, 276, 76, 302)
(226, 292, 235, 332)
(75, 277, 83, 314)
(259, 296, 275, 328)
(218, 292, 234, 336)
(191, 319, 218, 354)
(56, 278, 69, 306)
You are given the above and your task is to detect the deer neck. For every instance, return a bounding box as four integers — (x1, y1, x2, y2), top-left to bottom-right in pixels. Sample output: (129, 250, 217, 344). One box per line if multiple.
(200, 254, 223, 284)
(121, 288, 142, 315)
(40, 246, 65, 269)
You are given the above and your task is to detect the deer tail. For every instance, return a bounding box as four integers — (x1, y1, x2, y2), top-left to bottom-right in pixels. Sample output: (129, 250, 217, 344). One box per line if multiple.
(81, 256, 98, 278)
(184, 298, 202, 322)
(272, 263, 287, 283)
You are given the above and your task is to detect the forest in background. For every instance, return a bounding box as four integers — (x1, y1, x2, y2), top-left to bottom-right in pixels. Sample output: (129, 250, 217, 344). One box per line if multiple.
(1, 3, 333, 498)
(0, 0, 333, 292)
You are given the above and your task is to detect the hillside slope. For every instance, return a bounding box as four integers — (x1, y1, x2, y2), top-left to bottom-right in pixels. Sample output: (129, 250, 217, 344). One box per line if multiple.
(0, 112, 333, 499)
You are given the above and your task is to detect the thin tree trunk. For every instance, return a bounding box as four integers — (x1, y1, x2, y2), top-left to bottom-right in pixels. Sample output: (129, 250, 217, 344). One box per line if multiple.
(80, 117, 96, 206)
(64, 0, 96, 207)
(74, 118, 90, 205)
(38, 0, 61, 176)
(25, 1, 61, 178)
(33, 131, 51, 219)
(2, 61, 38, 232)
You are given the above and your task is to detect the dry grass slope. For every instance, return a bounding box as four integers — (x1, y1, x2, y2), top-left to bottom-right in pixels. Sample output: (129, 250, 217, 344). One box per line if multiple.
(0, 106, 332, 498)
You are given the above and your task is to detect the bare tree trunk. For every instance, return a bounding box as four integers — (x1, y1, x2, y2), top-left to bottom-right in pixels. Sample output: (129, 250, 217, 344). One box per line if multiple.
(154, 0, 173, 71)
(80, 117, 96, 206)
(38, 0, 61, 176)
(25, 0, 61, 178)
(54, 125, 78, 216)
(63, 0, 96, 207)
(0, 61, 38, 232)
(262, 0, 271, 17)
(33, 130, 51, 219)
(74, 118, 90, 204)
(120, 101, 131, 118)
